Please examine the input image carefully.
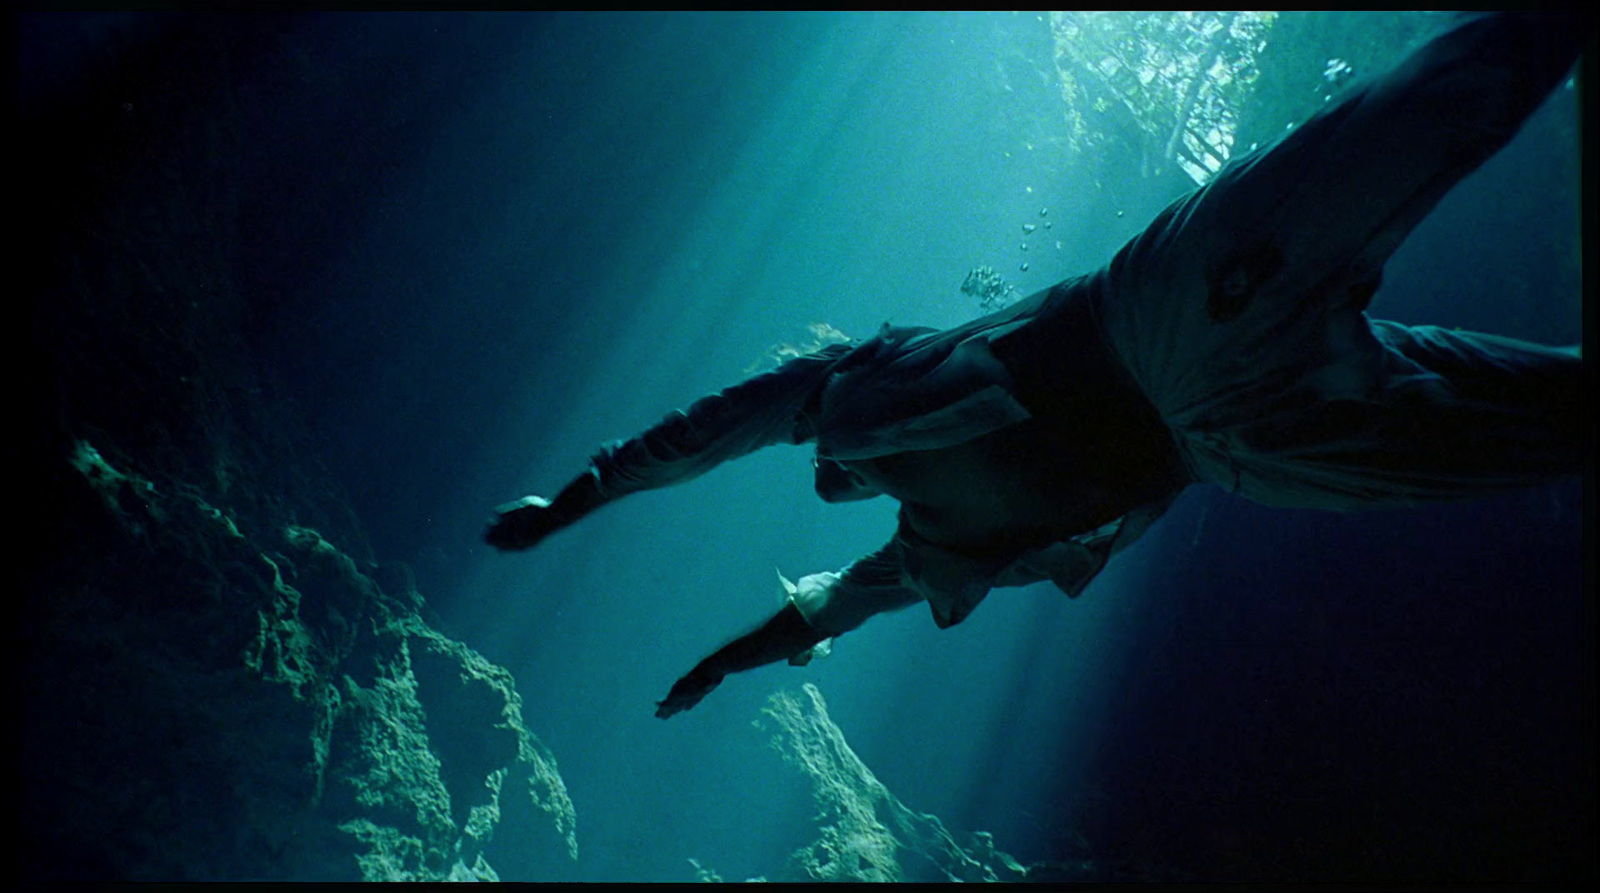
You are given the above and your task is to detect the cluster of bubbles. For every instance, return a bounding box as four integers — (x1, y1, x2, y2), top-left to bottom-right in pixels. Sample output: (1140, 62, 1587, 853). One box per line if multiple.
(960, 265, 1018, 313)
(964, 207, 1062, 312)
(1016, 207, 1052, 273)
(1320, 58, 1356, 107)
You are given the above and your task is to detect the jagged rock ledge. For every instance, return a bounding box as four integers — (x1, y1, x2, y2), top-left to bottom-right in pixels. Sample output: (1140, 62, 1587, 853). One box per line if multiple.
(752, 683, 1035, 883)
(20, 441, 577, 882)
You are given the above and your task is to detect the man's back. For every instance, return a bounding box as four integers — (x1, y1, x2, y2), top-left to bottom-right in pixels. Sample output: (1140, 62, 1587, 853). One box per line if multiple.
(842, 276, 1191, 559)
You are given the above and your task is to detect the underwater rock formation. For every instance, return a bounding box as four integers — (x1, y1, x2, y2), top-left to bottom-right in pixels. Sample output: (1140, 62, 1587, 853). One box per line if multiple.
(21, 442, 576, 881)
(755, 683, 1033, 883)
(20, 19, 577, 877)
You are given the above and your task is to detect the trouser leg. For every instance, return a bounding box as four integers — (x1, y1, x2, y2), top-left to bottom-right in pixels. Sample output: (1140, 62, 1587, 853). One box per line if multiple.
(1099, 12, 1587, 421)
(1359, 322, 1584, 496)
(1091, 13, 1587, 510)
(1166, 320, 1584, 510)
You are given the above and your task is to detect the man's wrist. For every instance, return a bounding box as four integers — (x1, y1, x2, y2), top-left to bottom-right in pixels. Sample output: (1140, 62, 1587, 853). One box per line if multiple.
(690, 660, 727, 685)
(551, 469, 605, 521)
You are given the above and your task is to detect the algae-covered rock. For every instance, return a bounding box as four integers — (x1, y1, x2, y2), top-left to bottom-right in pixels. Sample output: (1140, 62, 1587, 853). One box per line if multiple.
(22, 444, 576, 881)
(756, 683, 1031, 883)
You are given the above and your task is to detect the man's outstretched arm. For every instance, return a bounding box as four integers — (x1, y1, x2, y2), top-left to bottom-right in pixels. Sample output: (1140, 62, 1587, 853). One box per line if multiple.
(485, 343, 852, 552)
(653, 496, 1180, 717)
(654, 601, 827, 719)
(655, 542, 923, 718)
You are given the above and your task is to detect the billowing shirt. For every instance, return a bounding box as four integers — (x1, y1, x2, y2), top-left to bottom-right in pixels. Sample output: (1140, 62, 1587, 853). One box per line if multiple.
(588, 287, 1177, 636)
(591, 289, 1047, 500)
(787, 496, 1173, 636)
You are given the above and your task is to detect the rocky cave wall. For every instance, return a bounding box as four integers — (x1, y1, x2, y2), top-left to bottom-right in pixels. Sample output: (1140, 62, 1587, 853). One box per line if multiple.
(20, 15, 577, 882)
(21, 442, 579, 882)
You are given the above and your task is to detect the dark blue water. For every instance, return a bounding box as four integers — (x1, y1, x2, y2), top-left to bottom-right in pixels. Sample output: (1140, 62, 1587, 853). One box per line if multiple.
(21, 11, 1590, 882)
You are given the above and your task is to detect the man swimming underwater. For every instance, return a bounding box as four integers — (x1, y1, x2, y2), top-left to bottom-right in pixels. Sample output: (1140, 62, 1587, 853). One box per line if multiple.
(485, 12, 1587, 719)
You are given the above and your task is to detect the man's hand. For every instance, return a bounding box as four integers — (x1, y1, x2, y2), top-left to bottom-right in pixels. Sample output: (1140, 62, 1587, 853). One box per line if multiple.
(655, 666, 724, 719)
(486, 474, 605, 551)
(484, 495, 565, 551)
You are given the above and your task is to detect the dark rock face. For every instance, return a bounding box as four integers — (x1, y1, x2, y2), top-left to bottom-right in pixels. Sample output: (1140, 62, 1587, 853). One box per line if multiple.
(22, 444, 576, 881)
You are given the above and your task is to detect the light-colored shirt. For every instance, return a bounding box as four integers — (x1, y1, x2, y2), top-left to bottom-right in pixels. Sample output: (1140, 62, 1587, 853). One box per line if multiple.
(588, 294, 1174, 636)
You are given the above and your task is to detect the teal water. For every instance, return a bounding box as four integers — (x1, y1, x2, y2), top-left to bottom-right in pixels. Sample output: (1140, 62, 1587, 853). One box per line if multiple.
(20, 11, 1589, 882)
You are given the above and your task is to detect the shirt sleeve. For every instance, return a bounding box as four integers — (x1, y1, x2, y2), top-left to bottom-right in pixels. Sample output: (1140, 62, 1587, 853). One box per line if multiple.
(998, 492, 1179, 597)
(591, 343, 852, 499)
(786, 539, 923, 637)
(791, 493, 1180, 635)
